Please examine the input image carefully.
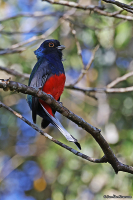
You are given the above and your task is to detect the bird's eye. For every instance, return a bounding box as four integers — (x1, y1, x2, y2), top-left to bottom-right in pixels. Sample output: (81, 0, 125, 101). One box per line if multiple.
(49, 42, 54, 47)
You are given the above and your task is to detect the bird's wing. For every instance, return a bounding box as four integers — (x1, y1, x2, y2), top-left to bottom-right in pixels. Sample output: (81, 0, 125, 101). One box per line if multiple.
(40, 104, 81, 150)
(29, 59, 51, 123)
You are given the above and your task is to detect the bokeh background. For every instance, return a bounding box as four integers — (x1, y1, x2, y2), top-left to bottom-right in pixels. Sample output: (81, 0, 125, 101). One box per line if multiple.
(0, 0, 133, 199)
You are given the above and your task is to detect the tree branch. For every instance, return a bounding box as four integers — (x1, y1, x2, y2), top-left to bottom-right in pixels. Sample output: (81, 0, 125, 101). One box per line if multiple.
(0, 48, 26, 55)
(0, 66, 30, 79)
(43, 0, 104, 10)
(1, 79, 133, 174)
(0, 12, 63, 23)
(103, 0, 133, 11)
(0, 22, 60, 55)
(1, 67, 133, 94)
(43, 0, 133, 20)
(0, 100, 107, 164)
(70, 25, 86, 70)
(0, 9, 76, 55)
(72, 45, 99, 86)
(107, 71, 133, 88)
(66, 85, 133, 93)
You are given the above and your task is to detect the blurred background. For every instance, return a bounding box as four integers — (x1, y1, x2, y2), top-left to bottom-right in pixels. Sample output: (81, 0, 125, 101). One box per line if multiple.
(0, 0, 133, 199)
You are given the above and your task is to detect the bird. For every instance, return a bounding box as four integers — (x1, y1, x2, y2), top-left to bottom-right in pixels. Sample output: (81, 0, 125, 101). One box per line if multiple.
(27, 39, 81, 150)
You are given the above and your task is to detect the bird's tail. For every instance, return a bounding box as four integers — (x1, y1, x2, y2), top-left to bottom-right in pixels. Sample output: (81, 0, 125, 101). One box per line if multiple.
(40, 104, 81, 150)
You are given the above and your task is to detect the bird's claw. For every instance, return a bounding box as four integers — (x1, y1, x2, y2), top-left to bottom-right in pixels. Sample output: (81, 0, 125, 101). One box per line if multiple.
(48, 94, 53, 98)
(38, 86, 43, 91)
(0, 77, 11, 84)
(58, 101, 63, 106)
(0, 77, 11, 91)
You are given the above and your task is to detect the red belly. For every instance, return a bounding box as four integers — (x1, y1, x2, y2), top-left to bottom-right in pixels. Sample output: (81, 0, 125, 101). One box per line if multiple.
(39, 73, 66, 116)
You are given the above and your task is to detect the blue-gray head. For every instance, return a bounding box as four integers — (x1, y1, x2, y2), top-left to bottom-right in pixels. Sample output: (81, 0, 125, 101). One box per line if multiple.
(34, 39, 65, 60)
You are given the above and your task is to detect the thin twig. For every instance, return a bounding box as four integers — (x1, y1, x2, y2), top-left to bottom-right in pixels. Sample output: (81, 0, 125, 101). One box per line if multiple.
(0, 80, 127, 173)
(66, 85, 133, 93)
(0, 22, 60, 55)
(0, 155, 24, 183)
(1, 67, 133, 93)
(107, 71, 133, 88)
(0, 12, 63, 23)
(0, 9, 76, 55)
(0, 48, 26, 55)
(103, 0, 133, 11)
(0, 66, 30, 79)
(43, 0, 104, 10)
(0, 30, 58, 35)
(1, 80, 133, 174)
(70, 24, 86, 70)
(43, 0, 133, 20)
(0, 100, 107, 164)
(72, 45, 99, 85)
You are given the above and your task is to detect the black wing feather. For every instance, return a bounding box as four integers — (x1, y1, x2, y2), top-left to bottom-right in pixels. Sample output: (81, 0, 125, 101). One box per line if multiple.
(32, 97, 39, 123)
(29, 59, 51, 123)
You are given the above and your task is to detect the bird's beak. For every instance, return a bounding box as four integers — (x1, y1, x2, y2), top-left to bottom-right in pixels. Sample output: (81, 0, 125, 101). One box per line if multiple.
(57, 45, 65, 50)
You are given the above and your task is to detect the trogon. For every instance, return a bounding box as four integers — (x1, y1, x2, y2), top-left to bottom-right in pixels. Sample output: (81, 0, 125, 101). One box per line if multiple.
(27, 39, 81, 150)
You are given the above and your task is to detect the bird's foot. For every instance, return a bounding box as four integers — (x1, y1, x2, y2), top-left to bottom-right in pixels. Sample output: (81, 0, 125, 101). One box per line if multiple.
(37, 86, 43, 91)
(48, 94, 54, 99)
(0, 77, 11, 91)
(0, 77, 11, 84)
(58, 101, 63, 106)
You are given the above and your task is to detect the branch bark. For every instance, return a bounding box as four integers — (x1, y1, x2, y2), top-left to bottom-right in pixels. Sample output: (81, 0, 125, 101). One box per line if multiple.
(66, 85, 133, 94)
(43, 0, 133, 20)
(107, 71, 133, 88)
(1, 66, 133, 94)
(103, 0, 133, 11)
(0, 100, 107, 164)
(0, 22, 59, 55)
(0, 79, 133, 174)
(0, 66, 30, 79)
(72, 45, 99, 86)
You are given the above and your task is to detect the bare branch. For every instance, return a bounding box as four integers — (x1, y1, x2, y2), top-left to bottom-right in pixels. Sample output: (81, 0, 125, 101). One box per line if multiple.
(1, 67, 133, 94)
(0, 100, 107, 165)
(107, 71, 133, 88)
(0, 80, 100, 134)
(0, 30, 59, 35)
(43, 0, 133, 20)
(66, 85, 133, 94)
(43, 0, 104, 10)
(72, 45, 99, 85)
(106, 86, 133, 93)
(1, 20, 60, 56)
(1, 79, 133, 174)
(70, 25, 85, 70)
(103, 0, 133, 11)
(1, 80, 133, 174)
(0, 12, 63, 23)
(0, 155, 24, 182)
(0, 9, 76, 55)
(0, 48, 26, 55)
(0, 66, 30, 79)
(0, 22, 60, 55)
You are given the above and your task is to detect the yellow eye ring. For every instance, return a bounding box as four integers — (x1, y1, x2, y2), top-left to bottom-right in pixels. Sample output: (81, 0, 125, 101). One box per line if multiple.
(49, 42, 54, 47)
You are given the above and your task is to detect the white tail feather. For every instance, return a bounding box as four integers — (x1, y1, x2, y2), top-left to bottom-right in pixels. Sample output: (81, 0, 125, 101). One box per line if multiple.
(40, 104, 77, 142)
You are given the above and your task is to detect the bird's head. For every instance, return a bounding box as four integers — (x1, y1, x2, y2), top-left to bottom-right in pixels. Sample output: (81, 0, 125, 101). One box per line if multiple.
(34, 39, 65, 60)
